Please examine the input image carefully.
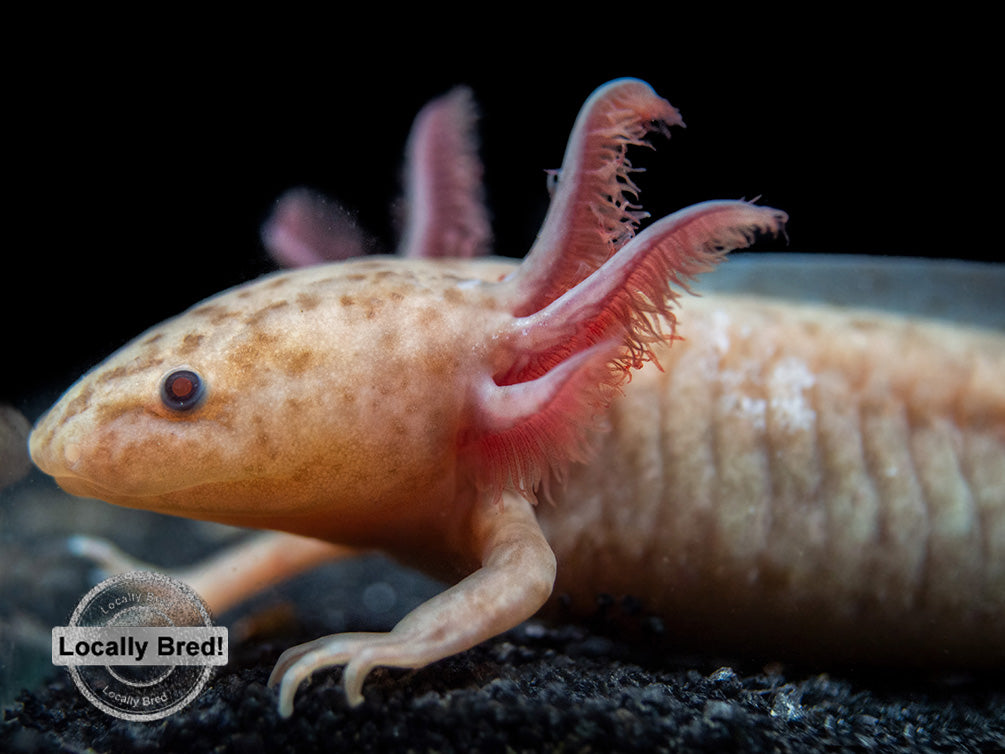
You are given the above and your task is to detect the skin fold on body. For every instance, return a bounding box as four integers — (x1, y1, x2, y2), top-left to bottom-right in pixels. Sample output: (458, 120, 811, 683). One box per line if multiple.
(27, 79, 1004, 717)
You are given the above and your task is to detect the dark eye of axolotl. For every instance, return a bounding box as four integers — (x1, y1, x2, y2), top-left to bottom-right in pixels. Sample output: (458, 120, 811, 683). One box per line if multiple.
(161, 369, 205, 411)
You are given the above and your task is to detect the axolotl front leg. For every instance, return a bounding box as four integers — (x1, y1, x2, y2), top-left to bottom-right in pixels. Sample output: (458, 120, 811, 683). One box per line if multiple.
(269, 491, 554, 713)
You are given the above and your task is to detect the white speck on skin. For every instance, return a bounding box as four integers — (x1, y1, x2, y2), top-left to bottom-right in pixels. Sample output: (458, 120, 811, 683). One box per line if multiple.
(708, 309, 732, 356)
(767, 357, 816, 433)
(717, 389, 767, 432)
(739, 396, 768, 431)
(65, 442, 82, 467)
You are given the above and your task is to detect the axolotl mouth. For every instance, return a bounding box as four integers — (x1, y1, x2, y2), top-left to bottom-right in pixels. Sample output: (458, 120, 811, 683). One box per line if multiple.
(28, 427, 317, 528)
(44, 471, 116, 502)
(29, 428, 190, 508)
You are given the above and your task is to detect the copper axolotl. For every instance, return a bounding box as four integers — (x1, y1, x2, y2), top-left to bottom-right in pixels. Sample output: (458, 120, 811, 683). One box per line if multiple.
(28, 79, 1004, 716)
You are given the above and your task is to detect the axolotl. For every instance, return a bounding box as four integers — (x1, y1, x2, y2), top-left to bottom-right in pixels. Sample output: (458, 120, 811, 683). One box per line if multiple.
(29, 79, 1005, 717)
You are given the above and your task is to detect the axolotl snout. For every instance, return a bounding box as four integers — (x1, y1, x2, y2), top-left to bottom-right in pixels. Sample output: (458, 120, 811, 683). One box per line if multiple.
(29, 79, 1005, 716)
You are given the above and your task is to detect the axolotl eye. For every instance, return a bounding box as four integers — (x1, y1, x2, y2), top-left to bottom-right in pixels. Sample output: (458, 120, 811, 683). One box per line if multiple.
(160, 369, 206, 411)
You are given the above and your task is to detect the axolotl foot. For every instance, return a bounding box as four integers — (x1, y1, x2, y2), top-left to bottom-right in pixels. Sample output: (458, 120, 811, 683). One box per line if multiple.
(269, 630, 445, 714)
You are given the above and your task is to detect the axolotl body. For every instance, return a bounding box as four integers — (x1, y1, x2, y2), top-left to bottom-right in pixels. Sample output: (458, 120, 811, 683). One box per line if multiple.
(29, 80, 1005, 716)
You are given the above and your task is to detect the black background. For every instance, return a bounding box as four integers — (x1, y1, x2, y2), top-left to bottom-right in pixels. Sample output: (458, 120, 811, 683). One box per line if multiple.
(6, 22, 995, 414)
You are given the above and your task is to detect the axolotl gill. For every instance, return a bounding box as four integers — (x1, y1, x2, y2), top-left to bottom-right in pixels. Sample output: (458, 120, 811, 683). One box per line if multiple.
(28, 79, 1005, 716)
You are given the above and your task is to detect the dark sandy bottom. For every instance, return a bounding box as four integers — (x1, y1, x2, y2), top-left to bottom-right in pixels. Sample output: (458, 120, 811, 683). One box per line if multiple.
(1, 484, 1002, 754)
(4, 618, 1003, 754)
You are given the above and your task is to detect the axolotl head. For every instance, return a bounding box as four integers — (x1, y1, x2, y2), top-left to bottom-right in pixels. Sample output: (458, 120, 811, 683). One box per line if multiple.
(28, 79, 786, 548)
(29, 258, 528, 541)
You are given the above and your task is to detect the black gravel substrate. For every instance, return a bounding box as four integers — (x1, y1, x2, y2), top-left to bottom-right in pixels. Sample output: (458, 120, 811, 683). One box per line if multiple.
(4, 620, 1003, 754)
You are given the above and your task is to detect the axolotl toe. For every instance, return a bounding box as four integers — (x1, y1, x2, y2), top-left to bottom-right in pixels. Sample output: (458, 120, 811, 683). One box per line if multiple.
(29, 79, 1004, 715)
